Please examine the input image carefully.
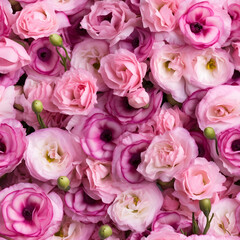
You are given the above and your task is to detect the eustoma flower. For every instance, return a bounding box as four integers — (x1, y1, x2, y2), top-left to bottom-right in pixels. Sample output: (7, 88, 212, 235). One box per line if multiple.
(52, 68, 98, 115)
(137, 127, 198, 182)
(24, 128, 84, 182)
(0, 119, 27, 177)
(12, 1, 69, 39)
(0, 183, 63, 239)
(108, 183, 163, 232)
(81, 0, 138, 46)
(178, 0, 231, 49)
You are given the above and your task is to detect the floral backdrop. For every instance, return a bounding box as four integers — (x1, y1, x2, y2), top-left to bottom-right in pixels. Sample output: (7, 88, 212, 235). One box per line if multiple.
(1, 0, 240, 239)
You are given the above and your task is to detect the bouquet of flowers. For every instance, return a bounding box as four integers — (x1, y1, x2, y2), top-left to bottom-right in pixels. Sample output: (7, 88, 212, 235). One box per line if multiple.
(1, 0, 240, 239)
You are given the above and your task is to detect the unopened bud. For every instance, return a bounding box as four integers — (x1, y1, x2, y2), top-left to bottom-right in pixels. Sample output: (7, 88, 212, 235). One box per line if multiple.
(49, 34, 63, 47)
(203, 127, 216, 140)
(99, 225, 113, 239)
(32, 100, 43, 114)
(57, 176, 70, 191)
(199, 198, 211, 218)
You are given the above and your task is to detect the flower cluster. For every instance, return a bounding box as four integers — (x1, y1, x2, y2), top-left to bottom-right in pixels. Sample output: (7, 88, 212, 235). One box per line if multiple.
(1, 0, 240, 239)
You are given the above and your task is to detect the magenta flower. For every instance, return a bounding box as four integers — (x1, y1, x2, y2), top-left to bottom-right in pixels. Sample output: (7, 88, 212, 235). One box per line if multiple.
(73, 111, 123, 161)
(105, 89, 163, 125)
(112, 132, 151, 183)
(0, 119, 27, 177)
(65, 187, 109, 223)
(178, 1, 231, 49)
(0, 183, 63, 239)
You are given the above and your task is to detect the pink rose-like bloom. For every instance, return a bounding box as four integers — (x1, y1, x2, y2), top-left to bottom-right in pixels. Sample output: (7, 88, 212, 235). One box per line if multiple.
(0, 0, 16, 37)
(23, 78, 57, 112)
(83, 158, 122, 204)
(71, 38, 109, 92)
(178, 1, 231, 49)
(150, 44, 186, 102)
(174, 158, 226, 203)
(52, 68, 98, 115)
(140, 0, 180, 32)
(0, 37, 30, 74)
(0, 119, 27, 177)
(24, 128, 84, 182)
(99, 49, 147, 97)
(137, 127, 198, 182)
(211, 126, 240, 177)
(25, 37, 65, 79)
(182, 47, 234, 95)
(162, 188, 180, 211)
(127, 88, 149, 109)
(155, 103, 189, 135)
(198, 198, 239, 236)
(81, 0, 138, 46)
(13, 1, 69, 39)
(196, 85, 240, 134)
(108, 183, 163, 232)
(0, 183, 63, 240)
(231, 42, 240, 72)
(65, 187, 109, 223)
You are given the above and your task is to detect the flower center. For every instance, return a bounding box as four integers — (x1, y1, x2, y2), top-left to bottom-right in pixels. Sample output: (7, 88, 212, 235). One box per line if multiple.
(231, 139, 240, 151)
(22, 206, 34, 221)
(206, 59, 216, 70)
(0, 141, 6, 153)
(100, 129, 112, 142)
(129, 152, 141, 169)
(98, 12, 112, 23)
(83, 191, 97, 205)
(132, 37, 139, 48)
(37, 47, 52, 62)
(190, 22, 203, 34)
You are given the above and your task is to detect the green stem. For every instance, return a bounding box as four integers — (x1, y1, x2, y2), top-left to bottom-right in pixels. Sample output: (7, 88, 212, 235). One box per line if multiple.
(203, 213, 214, 235)
(192, 212, 199, 235)
(56, 47, 67, 71)
(214, 138, 219, 155)
(36, 113, 47, 129)
(61, 45, 71, 61)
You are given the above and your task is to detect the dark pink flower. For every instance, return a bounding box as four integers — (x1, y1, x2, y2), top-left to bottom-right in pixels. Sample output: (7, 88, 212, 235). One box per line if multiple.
(0, 119, 27, 177)
(0, 183, 63, 239)
(178, 1, 231, 48)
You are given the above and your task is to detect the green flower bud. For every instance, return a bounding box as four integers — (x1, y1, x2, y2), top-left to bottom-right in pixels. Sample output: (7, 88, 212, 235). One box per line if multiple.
(199, 198, 211, 218)
(99, 225, 113, 239)
(32, 100, 43, 114)
(203, 127, 216, 140)
(57, 176, 70, 191)
(166, 94, 181, 106)
(49, 34, 63, 47)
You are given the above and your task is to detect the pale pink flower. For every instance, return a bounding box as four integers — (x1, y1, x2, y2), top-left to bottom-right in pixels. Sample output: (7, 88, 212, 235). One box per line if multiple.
(196, 85, 240, 134)
(140, 0, 180, 32)
(81, 0, 138, 46)
(99, 49, 147, 97)
(137, 127, 198, 182)
(0, 37, 30, 74)
(108, 183, 163, 232)
(52, 68, 98, 115)
(13, 1, 69, 39)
